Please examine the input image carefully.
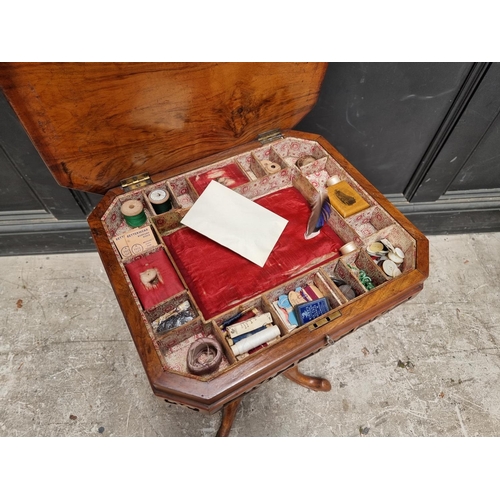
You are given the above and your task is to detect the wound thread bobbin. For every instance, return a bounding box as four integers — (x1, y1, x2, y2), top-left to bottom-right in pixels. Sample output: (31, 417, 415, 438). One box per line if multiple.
(339, 241, 357, 255)
(326, 175, 341, 186)
(121, 199, 147, 227)
(148, 188, 172, 214)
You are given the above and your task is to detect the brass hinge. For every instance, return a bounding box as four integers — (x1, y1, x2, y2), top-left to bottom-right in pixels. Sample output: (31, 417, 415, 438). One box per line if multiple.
(257, 129, 283, 144)
(120, 173, 152, 192)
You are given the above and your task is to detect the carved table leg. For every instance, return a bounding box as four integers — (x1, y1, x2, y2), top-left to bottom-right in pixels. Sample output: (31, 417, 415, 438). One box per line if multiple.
(216, 396, 243, 437)
(283, 365, 331, 392)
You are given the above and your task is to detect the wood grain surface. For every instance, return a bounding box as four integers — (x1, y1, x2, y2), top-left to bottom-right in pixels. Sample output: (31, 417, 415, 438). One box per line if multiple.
(0, 62, 327, 193)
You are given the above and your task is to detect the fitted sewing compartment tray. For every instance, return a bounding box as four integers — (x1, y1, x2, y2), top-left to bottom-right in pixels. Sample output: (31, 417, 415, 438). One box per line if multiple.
(0, 63, 429, 414)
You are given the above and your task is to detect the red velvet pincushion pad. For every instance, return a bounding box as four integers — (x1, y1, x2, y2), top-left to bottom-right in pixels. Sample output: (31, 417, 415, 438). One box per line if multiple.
(124, 248, 184, 310)
(163, 187, 344, 319)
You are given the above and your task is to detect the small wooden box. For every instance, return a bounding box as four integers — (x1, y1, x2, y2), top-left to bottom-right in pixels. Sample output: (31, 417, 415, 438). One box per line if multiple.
(0, 63, 429, 433)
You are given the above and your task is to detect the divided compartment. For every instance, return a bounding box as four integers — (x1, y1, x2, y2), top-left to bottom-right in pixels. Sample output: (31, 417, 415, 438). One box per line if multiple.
(122, 246, 186, 312)
(250, 145, 288, 178)
(145, 291, 199, 338)
(93, 134, 424, 384)
(102, 190, 154, 240)
(142, 181, 177, 216)
(346, 205, 395, 239)
(321, 259, 368, 301)
(364, 223, 417, 275)
(167, 155, 255, 208)
(100, 191, 164, 261)
(213, 297, 283, 362)
(294, 171, 363, 249)
(150, 208, 190, 238)
(166, 175, 196, 209)
(270, 137, 328, 168)
(153, 317, 231, 379)
(298, 156, 331, 189)
(300, 154, 357, 192)
(264, 270, 341, 333)
(226, 150, 263, 181)
(232, 166, 296, 201)
(185, 157, 252, 198)
(340, 249, 389, 291)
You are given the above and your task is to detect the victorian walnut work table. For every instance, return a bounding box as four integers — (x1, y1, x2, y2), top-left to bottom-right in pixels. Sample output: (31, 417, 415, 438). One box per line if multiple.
(0, 63, 429, 436)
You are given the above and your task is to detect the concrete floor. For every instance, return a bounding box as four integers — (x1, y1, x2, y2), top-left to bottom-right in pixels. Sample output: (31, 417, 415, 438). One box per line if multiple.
(1, 232, 500, 437)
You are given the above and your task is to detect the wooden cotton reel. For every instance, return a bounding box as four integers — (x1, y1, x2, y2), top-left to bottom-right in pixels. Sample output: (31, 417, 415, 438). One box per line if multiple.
(121, 199, 147, 227)
(261, 160, 281, 175)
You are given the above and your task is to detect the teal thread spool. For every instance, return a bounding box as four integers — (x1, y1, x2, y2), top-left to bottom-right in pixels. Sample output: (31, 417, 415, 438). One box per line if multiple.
(121, 199, 147, 227)
(148, 188, 172, 214)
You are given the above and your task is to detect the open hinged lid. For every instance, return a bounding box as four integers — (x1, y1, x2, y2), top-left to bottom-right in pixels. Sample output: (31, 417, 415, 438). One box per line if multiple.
(0, 63, 327, 194)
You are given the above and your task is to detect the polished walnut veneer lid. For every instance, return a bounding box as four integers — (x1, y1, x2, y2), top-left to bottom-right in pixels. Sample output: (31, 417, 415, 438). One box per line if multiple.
(0, 62, 327, 194)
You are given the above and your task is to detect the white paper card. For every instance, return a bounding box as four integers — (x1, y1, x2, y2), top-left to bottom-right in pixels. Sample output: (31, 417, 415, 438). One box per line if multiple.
(180, 181, 288, 267)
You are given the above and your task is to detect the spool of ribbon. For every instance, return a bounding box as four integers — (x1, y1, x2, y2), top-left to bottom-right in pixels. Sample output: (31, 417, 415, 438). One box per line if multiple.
(121, 199, 147, 227)
(148, 189, 172, 214)
(231, 325, 280, 356)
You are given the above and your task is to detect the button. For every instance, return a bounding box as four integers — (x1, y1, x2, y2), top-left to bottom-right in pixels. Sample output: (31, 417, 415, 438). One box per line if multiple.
(368, 241, 384, 254)
(388, 251, 404, 264)
(380, 238, 395, 252)
(382, 259, 401, 278)
(367, 241, 389, 255)
(394, 247, 405, 259)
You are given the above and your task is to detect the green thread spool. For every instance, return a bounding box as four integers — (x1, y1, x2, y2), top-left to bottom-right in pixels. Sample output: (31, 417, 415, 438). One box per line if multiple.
(121, 199, 147, 227)
(148, 188, 172, 214)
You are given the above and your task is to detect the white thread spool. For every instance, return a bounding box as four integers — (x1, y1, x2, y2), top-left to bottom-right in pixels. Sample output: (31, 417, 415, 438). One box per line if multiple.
(339, 241, 357, 255)
(326, 175, 341, 186)
(231, 325, 281, 356)
(388, 250, 404, 264)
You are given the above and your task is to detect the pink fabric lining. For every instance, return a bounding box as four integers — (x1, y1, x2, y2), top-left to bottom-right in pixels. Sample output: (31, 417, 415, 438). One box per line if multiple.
(125, 247, 184, 310)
